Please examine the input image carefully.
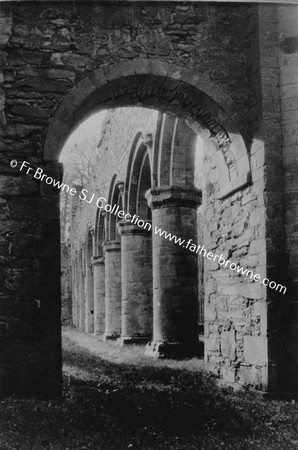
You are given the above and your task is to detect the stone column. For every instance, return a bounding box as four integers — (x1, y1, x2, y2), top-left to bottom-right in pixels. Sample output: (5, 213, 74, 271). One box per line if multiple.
(117, 222, 153, 345)
(70, 187, 82, 330)
(103, 241, 121, 340)
(85, 259, 94, 334)
(93, 256, 105, 336)
(79, 260, 85, 332)
(145, 186, 202, 358)
(72, 261, 79, 328)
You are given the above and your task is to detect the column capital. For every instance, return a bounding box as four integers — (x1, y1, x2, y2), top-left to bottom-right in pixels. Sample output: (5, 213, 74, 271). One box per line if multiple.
(92, 255, 105, 266)
(117, 220, 152, 236)
(145, 186, 202, 209)
(103, 240, 121, 252)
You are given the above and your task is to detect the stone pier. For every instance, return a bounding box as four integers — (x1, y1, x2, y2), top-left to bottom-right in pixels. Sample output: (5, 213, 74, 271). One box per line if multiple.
(118, 222, 153, 345)
(85, 258, 94, 334)
(145, 186, 202, 358)
(79, 258, 85, 332)
(72, 261, 80, 328)
(103, 241, 121, 340)
(93, 256, 105, 336)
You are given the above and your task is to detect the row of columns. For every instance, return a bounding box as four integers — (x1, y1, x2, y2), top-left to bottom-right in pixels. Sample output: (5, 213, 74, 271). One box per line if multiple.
(72, 186, 202, 358)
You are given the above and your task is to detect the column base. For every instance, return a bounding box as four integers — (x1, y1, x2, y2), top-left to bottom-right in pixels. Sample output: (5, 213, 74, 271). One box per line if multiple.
(93, 331, 101, 336)
(145, 341, 203, 359)
(93, 332, 105, 341)
(103, 333, 120, 341)
(117, 336, 150, 346)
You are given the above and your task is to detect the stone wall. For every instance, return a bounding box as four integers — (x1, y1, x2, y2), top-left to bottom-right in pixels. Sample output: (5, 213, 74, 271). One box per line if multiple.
(198, 141, 267, 388)
(277, 5, 298, 390)
(61, 242, 72, 325)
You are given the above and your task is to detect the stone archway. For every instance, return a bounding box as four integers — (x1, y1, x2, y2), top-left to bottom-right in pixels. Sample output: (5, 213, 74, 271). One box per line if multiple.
(0, 0, 295, 401)
(44, 60, 251, 196)
(47, 60, 250, 392)
(1, 59, 252, 399)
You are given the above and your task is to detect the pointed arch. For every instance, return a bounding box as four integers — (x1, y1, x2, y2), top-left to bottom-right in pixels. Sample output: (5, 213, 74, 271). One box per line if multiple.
(107, 174, 122, 241)
(94, 208, 105, 257)
(126, 134, 152, 219)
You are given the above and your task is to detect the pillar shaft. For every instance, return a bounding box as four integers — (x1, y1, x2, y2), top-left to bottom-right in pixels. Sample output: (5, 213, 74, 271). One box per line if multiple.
(118, 222, 152, 344)
(103, 241, 121, 339)
(72, 262, 79, 328)
(79, 268, 85, 331)
(93, 256, 105, 335)
(145, 186, 202, 358)
(85, 260, 94, 333)
(75, 264, 80, 328)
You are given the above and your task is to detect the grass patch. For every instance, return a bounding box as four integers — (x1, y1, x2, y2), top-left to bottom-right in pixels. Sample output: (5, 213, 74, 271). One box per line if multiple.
(0, 328, 297, 449)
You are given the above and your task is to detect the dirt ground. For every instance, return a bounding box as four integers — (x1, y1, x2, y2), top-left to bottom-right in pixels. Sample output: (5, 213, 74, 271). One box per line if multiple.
(0, 328, 298, 450)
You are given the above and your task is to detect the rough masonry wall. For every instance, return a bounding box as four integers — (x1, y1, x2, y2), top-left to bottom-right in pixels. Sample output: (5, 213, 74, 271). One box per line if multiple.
(195, 131, 268, 389)
(0, 0, 252, 155)
(0, 0, 254, 324)
(195, 3, 298, 390)
(277, 5, 298, 390)
(61, 242, 72, 325)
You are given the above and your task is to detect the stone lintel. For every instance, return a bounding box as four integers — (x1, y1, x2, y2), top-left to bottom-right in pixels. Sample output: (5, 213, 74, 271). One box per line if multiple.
(102, 240, 121, 252)
(145, 185, 202, 209)
(117, 220, 152, 235)
(145, 340, 203, 359)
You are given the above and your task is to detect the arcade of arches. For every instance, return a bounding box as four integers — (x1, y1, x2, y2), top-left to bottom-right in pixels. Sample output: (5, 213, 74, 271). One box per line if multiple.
(0, 1, 297, 398)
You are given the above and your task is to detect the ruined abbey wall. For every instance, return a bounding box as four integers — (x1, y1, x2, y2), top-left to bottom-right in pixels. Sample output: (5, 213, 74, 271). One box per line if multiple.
(0, 0, 297, 397)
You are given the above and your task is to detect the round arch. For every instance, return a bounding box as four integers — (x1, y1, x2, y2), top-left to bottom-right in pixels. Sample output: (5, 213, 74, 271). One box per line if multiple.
(44, 59, 250, 169)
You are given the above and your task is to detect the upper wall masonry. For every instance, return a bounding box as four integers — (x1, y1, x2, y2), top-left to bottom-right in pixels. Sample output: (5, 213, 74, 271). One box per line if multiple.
(0, 1, 253, 164)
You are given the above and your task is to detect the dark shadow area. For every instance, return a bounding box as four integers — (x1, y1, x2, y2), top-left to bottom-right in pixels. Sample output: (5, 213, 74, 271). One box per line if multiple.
(60, 336, 298, 450)
(0, 335, 297, 450)
(63, 342, 247, 440)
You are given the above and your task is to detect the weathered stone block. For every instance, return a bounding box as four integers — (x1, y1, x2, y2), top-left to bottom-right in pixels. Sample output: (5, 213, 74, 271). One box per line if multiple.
(221, 365, 236, 383)
(221, 328, 236, 360)
(0, 14, 12, 46)
(243, 335, 267, 366)
(237, 365, 259, 386)
(204, 304, 217, 321)
(205, 336, 220, 353)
